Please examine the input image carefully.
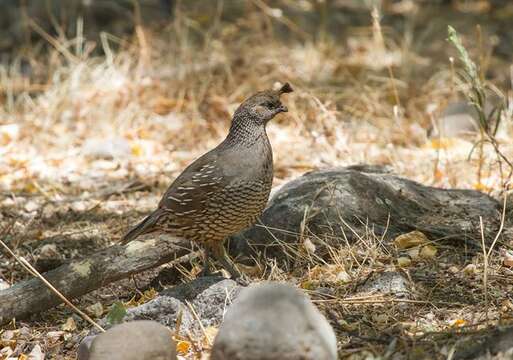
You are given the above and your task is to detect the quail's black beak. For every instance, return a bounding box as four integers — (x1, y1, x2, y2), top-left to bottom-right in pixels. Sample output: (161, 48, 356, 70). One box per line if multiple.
(277, 104, 288, 113)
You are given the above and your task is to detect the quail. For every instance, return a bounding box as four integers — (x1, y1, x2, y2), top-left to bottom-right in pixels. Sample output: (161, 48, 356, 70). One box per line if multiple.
(122, 83, 293, 278)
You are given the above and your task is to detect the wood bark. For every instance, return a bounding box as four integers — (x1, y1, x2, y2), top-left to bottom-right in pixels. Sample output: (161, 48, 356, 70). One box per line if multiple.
(0, 236, 190, 325)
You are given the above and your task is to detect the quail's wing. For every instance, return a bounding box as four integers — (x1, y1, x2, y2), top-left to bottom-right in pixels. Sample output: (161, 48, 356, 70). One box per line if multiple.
(157, 150, 225, 214)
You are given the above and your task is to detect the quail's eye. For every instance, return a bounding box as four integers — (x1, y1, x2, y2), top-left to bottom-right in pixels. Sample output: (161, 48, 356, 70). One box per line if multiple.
(263, 101, 275, 109)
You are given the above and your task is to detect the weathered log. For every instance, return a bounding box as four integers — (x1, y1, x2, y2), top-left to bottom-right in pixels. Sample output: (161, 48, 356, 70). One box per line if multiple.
(0, 235, 190, 325)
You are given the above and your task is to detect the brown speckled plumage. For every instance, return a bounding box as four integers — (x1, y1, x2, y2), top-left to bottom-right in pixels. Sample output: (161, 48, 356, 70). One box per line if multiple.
(122, 83, 293, 277)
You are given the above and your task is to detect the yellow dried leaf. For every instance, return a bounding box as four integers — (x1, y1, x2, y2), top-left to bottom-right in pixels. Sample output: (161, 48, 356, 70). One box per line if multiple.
(124, 288, 158, 307)
(0, 124, 19, 145)
(176, 340, 191, 354)
(300, 280, 317, 290)
(394, 230, 429, 249)
(18, 354, 28, 360)
(397, 256, 412, 267)
(61, 317, 77, 332)
(450, 319, 466, 327)
(473, 182, 491, 192)
(153, 97, 177, 115)
(22, 182, 38, 194)
(426, 138, 457, 150)
(131, 144, 143, 157)
(8, 157, 28, 168)
(419, 244, 437, 259)
(307, 264, 349, 283)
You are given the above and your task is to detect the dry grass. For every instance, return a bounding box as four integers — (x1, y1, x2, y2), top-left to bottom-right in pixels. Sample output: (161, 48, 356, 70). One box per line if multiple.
(0, 1, 512, 359)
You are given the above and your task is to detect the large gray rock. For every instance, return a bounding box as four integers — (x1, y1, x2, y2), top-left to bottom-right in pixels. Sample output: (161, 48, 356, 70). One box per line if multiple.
(230, 167, 501, 261)
(211, 282, 337, 360)
(94, 277, 242, 337)
(78, 320, 176, 360)
(122, 295, 197, 334)
(192, 279, 242, 328)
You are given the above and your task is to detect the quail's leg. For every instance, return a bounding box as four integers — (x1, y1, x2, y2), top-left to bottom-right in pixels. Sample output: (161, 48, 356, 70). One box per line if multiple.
(198, 247, 213, 277)
(209, 241, 242, 280)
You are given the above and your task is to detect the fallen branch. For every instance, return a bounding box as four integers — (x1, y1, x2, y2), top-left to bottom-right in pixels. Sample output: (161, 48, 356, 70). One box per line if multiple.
(0, 235, 191, 325)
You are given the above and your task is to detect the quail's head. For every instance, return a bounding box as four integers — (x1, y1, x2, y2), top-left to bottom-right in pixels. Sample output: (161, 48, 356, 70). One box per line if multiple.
(235, 82, 293, 125)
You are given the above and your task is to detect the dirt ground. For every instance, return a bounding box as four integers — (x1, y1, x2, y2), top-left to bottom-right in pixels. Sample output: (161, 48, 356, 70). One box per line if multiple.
(0, 1, 512, 359)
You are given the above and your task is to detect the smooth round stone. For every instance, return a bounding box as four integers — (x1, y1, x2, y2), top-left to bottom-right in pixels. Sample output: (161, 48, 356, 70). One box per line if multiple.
(211, 282, 337, 360)
(78, 320, 176, 360)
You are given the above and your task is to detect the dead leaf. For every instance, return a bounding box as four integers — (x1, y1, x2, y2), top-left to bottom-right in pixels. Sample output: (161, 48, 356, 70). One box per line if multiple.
(0, 124, 20, 145)
(176, 340, 191, 355)
(425, 138, 457, 150)
(131, 143, 144, 157)
(61, 317, 77, 332)
(448, 266, 459, 274)
(419, 244, 437, 259)
(46, 331, 65, 340)
(434, 169, 444, 181)
(28, 344, 44, 360)
(300, 280, 317, 290)
(473, 182, 491, 192)
(302, 237, 316, 254)
(397, 256, 412, 267)
(0, 346, 14, 358)
(501, 299, 513, 312)
(85, 302, 104, 318)
(450, 319, 466, 328)
(501, 249, 513, 268)
(308, 264, 351, 283)
(463, 263, 477, 276)
(394, 230, 429, 249)
(153, 96, 177, 115)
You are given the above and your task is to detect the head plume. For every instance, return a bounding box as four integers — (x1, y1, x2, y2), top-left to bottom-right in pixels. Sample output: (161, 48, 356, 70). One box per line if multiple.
(277, 82, 293, 95)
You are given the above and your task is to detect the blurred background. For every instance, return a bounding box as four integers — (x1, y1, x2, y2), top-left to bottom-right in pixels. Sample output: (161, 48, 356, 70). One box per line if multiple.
(0, 0, 512, 200)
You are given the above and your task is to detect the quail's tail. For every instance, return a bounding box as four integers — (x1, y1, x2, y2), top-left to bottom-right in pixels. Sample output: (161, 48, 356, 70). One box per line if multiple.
(121, 210, 160, 244)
